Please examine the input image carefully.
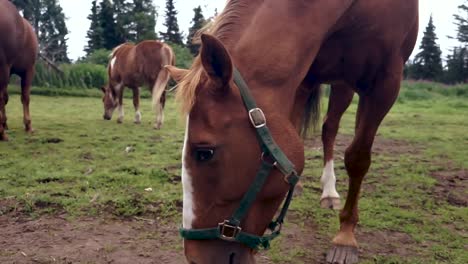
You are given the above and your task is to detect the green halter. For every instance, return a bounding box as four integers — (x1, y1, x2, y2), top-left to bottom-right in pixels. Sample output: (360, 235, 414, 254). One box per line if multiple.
(179, 67, 300, 250)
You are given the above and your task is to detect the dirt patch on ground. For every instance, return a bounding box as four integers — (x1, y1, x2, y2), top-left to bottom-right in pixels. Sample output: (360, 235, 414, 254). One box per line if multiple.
(431, 169, 467, 207)
(0, 215, 185, 264)
(357, 229, 420, 260)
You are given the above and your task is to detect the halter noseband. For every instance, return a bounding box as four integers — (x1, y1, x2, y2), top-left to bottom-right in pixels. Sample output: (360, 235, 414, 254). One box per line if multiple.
(179, 67, 300, 250)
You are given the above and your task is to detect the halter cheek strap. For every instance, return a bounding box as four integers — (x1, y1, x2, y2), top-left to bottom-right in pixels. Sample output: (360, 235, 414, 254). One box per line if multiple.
(179, 67, 300, 250)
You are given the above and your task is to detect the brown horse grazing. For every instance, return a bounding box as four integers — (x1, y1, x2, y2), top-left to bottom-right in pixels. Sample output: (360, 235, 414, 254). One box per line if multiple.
(167, 0, 418, 263)
(0, 0, 38, 141)
(102, 40, 175, 129)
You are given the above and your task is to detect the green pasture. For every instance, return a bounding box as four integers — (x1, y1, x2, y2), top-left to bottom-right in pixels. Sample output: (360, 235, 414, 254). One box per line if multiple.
(0, 82, 467, 263)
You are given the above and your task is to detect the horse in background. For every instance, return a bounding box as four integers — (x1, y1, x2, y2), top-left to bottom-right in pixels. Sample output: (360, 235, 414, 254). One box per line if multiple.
(102, 40, 175, 129)
(0, 0, 38, 141)
(166, 0, 418, 263)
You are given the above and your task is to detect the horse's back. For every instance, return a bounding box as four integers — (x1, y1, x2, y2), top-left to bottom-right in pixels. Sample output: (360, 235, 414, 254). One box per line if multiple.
(311, 0, 418, 84)
(135, 41, 169, 83)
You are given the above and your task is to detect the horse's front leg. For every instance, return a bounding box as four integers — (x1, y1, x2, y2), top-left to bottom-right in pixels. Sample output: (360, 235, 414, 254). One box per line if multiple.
(132, 87, 141, 124)
(117, 86, 125, 124)
(320, 84, 354, 210)
(327, 59, 402, 264)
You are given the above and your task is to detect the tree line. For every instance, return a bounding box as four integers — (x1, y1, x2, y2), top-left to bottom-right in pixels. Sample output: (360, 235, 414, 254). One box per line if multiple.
(11, 0, 468, 85)
(406, 1, 468, 84)
(10, 0, 209, 64)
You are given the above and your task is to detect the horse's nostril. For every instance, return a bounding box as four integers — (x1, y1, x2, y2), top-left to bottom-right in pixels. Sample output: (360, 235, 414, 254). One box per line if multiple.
(229, 252, 236, 264)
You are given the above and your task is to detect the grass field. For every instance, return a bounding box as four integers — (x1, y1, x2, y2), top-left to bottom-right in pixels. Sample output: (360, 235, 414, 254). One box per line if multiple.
(0, 82, 467, 263)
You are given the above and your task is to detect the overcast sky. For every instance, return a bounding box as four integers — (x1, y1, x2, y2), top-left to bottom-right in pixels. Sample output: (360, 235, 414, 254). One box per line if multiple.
(59, 0, 463, 61)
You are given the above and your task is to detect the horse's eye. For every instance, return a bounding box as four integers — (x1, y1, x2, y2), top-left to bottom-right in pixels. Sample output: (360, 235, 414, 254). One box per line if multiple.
(194, 148, 215, 162)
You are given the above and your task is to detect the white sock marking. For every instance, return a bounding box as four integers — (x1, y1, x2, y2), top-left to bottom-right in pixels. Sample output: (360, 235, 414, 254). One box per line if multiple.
(118, 105, 124, 120)
(135, 111, 142, 123)
(182, 118, 195, 228)
(320, 160, 340, 199)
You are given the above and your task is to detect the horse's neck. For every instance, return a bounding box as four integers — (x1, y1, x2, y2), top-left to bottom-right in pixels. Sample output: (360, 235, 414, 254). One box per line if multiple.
(218, 1, 307, 116)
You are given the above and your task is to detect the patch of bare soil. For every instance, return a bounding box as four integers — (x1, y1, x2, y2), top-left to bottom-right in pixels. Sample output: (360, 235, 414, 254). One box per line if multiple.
(0, 216, 185, 264)
(257, 218, 327, 264)
(357, 229, 420, 261)
(431, 169, 467, 207)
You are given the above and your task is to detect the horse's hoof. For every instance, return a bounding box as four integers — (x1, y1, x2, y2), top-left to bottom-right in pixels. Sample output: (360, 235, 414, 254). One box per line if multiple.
(326, 245, 358, 264)
(153, 124, 162, 130)
(134, 120, 141, 125)
(320, 197, 342, 210)
(0, 133, 9, 141)
(117, 119, 123, 124)
(293, 182, 303, 197)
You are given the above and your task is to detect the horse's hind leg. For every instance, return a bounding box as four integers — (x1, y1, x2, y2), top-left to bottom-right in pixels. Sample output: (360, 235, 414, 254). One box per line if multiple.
(327, 59, 403, 264)
(0, 67, 9, 140)
(320, 84, 354, 210)
(132, 87, 141, 124)
(21, 68, 34, 133)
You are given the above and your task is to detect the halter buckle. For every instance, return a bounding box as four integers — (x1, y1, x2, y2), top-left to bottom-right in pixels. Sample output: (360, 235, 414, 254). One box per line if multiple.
(249, 108, 266, 128)
(218, 220, 242, 241)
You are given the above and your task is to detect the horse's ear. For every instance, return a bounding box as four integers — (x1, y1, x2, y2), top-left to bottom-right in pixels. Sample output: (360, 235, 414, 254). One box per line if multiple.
(200, 34, 233, 87)
(165, 65, 188, 83)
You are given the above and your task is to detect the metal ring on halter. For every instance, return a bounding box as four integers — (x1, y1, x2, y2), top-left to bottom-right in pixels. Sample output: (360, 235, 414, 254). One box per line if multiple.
(261, 152, 278, 167)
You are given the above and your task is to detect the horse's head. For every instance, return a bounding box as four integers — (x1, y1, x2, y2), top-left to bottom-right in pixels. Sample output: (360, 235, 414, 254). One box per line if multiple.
(167, 34, 304, 264)
(101, 85, 118, 120)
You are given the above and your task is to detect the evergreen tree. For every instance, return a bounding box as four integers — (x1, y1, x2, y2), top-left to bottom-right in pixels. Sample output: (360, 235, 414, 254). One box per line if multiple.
(114, 0, 133, 43)
(413, 16, 443, 81)
(445, 47, 468, 83)
(186, 6, 206, 55)
(454, 1, 468, 45)
(132, 0, 158, 42)
(85, 0, 104, 55)
(99, 0, 120, 50)
(160, 0, 183, 45)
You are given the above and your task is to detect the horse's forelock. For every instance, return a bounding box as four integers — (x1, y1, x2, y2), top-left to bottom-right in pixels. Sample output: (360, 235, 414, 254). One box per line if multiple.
(176, 59, 205, 114)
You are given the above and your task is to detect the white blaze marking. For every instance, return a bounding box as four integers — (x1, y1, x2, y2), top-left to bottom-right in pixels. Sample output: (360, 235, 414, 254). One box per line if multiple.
(320, 160, 340, 199)
(182, 118, 195, 228)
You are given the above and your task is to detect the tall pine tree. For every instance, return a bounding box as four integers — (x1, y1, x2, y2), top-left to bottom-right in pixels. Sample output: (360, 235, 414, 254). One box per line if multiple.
(160, 0, 183, 45)
(99, 0, 120, 50)
(114, 0, 132, 43)
(454, 1, 468, 45)
(132, 0, 158, 42)
(85, 0, 104, 55)
(413, 16, 443, 81)
(186, 6, 206, 55)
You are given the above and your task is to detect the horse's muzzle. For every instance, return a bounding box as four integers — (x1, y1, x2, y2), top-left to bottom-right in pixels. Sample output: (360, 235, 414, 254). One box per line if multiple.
(184, 240, 255, 264)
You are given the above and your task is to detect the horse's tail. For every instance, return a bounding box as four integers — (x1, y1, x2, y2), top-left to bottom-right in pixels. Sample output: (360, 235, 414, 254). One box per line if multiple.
(151, 43, 175, 110)
(301, 85, 322, 138)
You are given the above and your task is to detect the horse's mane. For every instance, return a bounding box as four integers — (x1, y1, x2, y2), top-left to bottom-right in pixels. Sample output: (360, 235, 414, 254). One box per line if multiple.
(176, 0, 249, 114)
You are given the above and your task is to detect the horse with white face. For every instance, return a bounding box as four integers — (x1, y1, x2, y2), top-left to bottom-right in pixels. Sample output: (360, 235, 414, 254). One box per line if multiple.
(102, 40, 175, 129)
